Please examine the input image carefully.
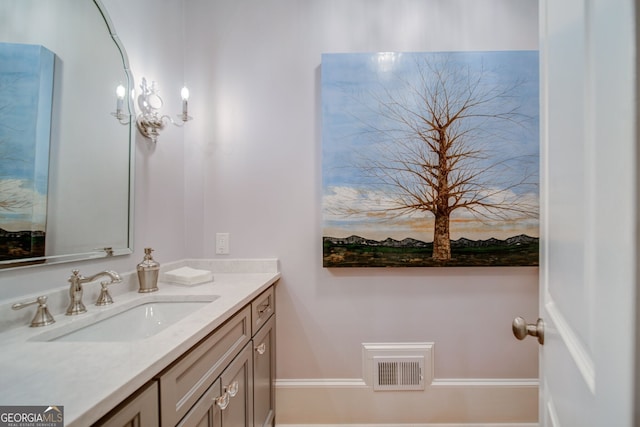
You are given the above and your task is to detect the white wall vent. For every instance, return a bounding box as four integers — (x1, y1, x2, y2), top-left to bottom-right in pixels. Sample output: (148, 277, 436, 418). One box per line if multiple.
(374, 356, 424, 391)
(362, 342, 434, 391)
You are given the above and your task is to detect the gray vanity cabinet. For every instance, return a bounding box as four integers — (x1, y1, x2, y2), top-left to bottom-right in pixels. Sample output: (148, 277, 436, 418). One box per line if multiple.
(93, 284, 276, 427)
(252, 315, 275, 427)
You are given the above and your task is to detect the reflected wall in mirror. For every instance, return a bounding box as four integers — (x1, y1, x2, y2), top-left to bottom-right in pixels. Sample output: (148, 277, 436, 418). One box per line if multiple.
(0, 0, 134, 269)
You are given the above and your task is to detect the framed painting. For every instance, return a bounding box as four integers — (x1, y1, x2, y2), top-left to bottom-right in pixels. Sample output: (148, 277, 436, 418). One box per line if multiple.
(0, 43, 55, 262)
(321, 51, 539, 267)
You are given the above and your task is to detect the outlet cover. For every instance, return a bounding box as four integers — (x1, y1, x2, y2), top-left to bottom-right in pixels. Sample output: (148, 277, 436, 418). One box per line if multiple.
(216, 233, 230, 254)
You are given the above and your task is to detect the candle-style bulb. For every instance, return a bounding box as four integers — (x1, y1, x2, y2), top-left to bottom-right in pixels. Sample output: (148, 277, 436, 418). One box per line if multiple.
(181, 86, 190, 101)
(180, 86, 190, 121)
(115, 84, 126, 119)
(116, 84, 126, 100)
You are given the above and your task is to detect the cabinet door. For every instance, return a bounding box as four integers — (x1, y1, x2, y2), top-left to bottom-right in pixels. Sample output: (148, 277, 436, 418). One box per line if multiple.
(176, 379, 222, 427)
(253, 316, 275, 427)
(95, 381, 159, 427)
(220, 343, 253, 427)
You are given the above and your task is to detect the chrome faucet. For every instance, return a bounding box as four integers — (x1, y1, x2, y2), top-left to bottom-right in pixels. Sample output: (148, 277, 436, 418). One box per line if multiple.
(66, 269, 121, 315)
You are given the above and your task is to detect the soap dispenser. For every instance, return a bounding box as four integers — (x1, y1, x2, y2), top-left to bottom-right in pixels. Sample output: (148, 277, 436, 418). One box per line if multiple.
(137, 247, 159, 293)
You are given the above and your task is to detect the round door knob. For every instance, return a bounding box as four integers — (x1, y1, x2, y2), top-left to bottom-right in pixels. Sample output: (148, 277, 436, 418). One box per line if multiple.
(512, 316, 544, 345)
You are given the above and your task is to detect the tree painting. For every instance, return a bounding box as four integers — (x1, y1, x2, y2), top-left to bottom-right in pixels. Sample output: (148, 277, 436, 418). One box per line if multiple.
(322, 51, 539, 267)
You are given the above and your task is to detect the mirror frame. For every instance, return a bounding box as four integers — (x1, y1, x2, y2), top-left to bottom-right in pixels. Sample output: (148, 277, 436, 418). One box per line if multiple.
(1, 0, 135, 270)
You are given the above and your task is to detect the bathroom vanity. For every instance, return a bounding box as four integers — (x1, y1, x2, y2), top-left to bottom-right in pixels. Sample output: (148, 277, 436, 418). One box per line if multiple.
(98, 286, 275, 427)
(0, 259, 280, 427)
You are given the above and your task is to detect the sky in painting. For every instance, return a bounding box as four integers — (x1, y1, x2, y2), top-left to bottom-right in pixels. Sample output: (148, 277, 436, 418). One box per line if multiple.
(0, 43, 54, 231)
(321, 51, 539, 242)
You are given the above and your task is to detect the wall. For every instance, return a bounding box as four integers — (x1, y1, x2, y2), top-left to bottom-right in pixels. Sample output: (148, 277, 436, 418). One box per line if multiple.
(184, 0, 539, 424)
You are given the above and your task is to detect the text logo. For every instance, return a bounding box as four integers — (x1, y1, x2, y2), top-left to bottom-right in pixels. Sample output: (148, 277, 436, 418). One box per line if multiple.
(0, 405, 63, 427)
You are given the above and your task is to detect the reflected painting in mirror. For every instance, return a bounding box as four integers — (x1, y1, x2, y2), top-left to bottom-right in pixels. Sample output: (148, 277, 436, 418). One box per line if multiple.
(0, 43, 55, 263)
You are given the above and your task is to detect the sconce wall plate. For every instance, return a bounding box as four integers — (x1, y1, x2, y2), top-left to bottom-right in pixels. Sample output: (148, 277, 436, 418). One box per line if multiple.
(136, 114, 165, 142)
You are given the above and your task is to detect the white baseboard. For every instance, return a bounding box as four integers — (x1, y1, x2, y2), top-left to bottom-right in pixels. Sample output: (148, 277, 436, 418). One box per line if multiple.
(275, 378, 538, 425)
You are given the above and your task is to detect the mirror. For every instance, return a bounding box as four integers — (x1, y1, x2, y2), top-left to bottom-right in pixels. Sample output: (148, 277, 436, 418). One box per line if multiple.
(0, 0, 134, 269)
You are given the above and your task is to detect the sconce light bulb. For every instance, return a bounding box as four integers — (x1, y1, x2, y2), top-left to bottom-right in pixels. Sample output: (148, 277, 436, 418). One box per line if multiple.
(181, 86, 190, 101)
(116, 84, 126, 100)
(114, 84, 126, 121)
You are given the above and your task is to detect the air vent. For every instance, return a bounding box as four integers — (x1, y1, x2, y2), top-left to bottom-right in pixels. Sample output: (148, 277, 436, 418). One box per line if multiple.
(362, 342, 433, 390)
(373, 356, 424, 391)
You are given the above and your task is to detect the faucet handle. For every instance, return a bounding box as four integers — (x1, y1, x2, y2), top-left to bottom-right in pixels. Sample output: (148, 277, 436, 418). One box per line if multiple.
(12, 296, 56, 327)
(96, 281, 115, 306)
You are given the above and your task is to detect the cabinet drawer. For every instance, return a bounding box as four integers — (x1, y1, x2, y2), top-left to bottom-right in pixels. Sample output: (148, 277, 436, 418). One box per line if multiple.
(251, 287, 275, 335)
(159, 305, 251, 427)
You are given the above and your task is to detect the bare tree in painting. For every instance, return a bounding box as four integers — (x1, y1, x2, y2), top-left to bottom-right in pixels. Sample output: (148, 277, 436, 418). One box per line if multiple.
(352, 55, 538, 261)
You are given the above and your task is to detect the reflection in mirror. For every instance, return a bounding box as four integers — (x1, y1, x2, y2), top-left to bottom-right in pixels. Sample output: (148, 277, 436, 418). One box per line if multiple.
(0, 0, 134, 269)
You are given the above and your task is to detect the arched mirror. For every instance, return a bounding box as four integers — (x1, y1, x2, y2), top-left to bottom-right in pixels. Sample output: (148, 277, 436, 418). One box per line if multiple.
(0, 0, 134, 269)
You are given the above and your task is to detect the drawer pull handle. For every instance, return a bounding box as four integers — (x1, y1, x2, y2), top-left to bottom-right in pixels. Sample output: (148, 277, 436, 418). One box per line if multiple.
(257, 302, 271, 316)
(255, 342, 266, 355)
(215, 393, 230, 410)
(226, 381, 239, 397)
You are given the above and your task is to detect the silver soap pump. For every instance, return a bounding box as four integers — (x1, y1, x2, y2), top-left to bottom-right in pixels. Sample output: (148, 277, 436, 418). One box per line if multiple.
(137, 247, 159, 293)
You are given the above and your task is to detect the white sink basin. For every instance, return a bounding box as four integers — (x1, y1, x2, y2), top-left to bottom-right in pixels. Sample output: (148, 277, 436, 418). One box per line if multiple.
(33, 296, 219, 342)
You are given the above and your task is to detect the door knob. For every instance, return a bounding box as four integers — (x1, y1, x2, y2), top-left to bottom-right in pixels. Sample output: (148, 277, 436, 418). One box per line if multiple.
(512, 316, 544, 345)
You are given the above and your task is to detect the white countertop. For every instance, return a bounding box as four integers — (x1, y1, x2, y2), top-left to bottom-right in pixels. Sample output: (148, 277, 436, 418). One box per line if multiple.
(0, 259, 280, 427)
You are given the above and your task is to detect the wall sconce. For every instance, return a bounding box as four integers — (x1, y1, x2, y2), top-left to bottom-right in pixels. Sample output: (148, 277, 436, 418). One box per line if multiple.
(135, 77, 192, 143)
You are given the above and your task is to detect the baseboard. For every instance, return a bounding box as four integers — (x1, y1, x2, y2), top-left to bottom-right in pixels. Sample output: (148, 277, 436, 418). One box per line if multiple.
(275, 378, 538, 425)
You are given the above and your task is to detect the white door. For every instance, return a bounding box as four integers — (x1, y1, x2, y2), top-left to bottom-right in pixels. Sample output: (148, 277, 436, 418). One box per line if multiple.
(532, 0, 637, 426)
